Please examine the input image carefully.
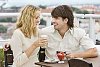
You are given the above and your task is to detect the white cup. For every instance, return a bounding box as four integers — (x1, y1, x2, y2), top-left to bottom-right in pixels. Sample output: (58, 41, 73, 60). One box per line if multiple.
(40, 35, 48, 38)
(40, 35, 48, 48)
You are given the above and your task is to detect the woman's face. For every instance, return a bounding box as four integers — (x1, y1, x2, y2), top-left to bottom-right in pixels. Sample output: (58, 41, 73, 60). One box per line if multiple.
(34, 10, 41, 27)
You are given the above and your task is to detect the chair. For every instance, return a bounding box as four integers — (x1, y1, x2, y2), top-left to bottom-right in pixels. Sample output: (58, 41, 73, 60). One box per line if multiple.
(68, 58, 93, 67)
(4, 46, 13, 67)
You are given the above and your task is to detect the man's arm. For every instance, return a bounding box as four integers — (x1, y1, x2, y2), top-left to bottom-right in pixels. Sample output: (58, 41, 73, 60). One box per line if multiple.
(66, 47, 98, 58)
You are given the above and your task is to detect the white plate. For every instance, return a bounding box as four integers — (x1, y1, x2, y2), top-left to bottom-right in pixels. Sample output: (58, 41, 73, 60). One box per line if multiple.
(44, 59, 59, 64)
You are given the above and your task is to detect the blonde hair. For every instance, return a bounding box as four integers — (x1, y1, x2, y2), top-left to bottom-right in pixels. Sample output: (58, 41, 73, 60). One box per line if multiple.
(16, 5, 40, 38)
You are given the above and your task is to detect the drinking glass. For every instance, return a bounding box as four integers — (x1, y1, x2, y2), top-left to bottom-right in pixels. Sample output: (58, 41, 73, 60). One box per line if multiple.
(40, 35, 48, 48)
(56, 51, 66, 63)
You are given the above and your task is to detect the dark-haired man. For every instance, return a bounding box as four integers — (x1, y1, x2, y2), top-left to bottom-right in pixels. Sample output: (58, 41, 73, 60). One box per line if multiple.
(41, 5, 98, 60)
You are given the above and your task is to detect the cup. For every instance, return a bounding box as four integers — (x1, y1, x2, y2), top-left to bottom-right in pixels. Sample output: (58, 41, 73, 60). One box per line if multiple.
(40, 35, 48, 48)
(40, 35, 48, 39)
(56, 51, 66, 61)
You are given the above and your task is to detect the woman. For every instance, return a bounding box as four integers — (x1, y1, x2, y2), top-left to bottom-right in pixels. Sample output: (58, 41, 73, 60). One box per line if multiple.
(10, 5, 48, 67)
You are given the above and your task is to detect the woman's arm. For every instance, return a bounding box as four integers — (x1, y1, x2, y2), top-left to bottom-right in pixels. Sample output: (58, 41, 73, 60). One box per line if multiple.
(10, 30, 47, 66)
(25, 37, 48, 58)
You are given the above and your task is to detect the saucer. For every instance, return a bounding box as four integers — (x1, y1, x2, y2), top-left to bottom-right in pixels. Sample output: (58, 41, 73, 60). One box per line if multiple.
(44, 59, 59, 64)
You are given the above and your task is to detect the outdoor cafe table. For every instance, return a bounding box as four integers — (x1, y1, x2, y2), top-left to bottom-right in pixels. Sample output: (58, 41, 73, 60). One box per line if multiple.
(35, 55, 100, 67)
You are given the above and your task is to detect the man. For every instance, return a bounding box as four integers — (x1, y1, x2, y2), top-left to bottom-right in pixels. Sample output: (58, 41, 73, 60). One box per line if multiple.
(41, 5, 98, 60)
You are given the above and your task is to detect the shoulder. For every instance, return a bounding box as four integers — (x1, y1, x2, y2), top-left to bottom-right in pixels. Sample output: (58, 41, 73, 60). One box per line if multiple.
(13, 29, 24, 37)
(70, 27, 86, 38)
(74, 27, 85, 33)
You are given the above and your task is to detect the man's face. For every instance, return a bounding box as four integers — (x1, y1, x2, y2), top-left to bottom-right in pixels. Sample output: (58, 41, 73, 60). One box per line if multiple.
(52, 17, 67, 30)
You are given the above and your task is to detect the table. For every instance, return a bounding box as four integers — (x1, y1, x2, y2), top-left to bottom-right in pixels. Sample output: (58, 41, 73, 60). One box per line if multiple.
(35, 56, 100, 67)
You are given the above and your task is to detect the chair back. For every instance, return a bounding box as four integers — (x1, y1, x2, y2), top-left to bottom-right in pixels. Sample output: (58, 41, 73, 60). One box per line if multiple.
(68, 58, 93, 67)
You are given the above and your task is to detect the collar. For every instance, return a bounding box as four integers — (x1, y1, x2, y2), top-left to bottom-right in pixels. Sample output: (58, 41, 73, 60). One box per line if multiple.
(52, 26, 75, 35)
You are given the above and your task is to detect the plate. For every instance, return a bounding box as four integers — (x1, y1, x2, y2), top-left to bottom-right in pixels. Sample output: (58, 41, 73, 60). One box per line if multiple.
(44, 59, 58, 64)
(44, 61, 58, 64)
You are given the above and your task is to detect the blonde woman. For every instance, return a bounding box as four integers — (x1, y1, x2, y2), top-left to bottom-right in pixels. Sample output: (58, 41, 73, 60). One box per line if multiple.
(10, 5, 48, 67)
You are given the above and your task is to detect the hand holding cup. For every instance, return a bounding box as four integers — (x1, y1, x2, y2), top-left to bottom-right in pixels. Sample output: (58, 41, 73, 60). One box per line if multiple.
(34, 35, 48, 48)
(40, 35, 48, 47)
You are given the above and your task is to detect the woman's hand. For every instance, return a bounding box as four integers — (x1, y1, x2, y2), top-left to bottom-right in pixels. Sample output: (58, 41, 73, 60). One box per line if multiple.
(33, 37, 48, 48)
(25, 37, 48, 58)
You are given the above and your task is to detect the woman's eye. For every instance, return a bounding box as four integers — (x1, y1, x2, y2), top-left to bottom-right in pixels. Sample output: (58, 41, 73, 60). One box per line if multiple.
(36, 16, 40, 19)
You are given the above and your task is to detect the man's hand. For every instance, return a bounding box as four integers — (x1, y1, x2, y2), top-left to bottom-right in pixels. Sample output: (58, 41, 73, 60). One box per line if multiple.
(65, 48, 98, 58)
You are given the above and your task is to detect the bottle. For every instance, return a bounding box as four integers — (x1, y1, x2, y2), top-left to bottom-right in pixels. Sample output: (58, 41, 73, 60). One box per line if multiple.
(38, 35, 48, 62)
(38, 47, 45, 62)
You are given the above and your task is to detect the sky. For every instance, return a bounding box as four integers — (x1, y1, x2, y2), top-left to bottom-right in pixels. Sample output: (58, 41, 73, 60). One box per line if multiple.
(0, 0, 100, 7)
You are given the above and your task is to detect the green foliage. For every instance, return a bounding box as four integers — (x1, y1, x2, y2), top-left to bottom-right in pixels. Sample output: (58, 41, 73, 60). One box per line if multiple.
(0, 48, 4, 67)
(40, 18, 46, 26)
(82, 10, 90, 14)
(72, 7, 89, 14)
(0, 17, 16, 23)
(0, 18, 12, 22)
(0, 49, 4, 61)
(39, 5, 46, 9)
(0, 25, 7, 33)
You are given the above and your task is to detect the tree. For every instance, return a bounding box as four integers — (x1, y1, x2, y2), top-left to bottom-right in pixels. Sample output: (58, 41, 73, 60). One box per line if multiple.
(72, 7, 89, 14)
(10, 6, 21, 12)
(0, 25, 7, 33)
(0, 49, 4, 67)
(82, 10, 89, 14)
(40, 18, 46, 26)
(0, 17, 16, 23)
(39, 5, 46, 9)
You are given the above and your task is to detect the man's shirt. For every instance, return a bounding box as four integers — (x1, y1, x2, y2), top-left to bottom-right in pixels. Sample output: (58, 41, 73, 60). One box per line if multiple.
(41, 26, 96, 59)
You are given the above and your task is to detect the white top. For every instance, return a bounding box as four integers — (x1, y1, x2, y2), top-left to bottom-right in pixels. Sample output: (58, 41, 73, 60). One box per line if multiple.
(41, 26, 96, 60)
(95, 22, 100, 40)
(10, 29, 39, 67)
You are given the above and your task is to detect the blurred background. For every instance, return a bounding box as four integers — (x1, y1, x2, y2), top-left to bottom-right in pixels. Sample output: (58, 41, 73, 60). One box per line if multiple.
(0, 0, 100, 67)
(0, 0, 100, 44)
